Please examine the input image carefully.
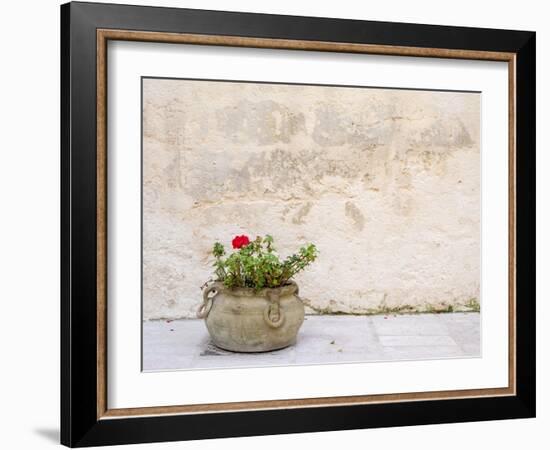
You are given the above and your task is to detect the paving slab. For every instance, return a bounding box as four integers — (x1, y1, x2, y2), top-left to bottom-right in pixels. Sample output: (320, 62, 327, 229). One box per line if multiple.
(371, 314, 450, 336)
(142, 313, 480, 371)
(378, 335, 457, 347)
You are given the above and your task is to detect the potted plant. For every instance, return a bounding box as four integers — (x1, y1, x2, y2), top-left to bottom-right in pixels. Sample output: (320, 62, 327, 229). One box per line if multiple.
(197, 234, 318, 352)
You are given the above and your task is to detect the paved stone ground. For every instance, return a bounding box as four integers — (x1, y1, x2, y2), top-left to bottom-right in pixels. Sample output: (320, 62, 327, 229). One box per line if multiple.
(142, 313, 480, 371)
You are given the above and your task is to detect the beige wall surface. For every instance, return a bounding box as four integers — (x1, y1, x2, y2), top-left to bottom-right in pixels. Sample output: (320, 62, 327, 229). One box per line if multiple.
(142, 78, 480, 320)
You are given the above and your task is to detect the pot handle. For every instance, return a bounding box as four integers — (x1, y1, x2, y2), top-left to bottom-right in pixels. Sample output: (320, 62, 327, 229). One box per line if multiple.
(288, 280, 300, 297)
(197, 285, 218, 319)
(263, 291, 285, 328)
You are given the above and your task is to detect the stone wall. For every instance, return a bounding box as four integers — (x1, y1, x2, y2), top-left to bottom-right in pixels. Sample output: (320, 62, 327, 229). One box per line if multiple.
(142, 78, 480, 320)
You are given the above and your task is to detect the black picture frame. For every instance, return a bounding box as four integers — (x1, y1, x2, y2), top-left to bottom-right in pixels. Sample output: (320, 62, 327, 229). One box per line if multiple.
(61, 1, 535, 447)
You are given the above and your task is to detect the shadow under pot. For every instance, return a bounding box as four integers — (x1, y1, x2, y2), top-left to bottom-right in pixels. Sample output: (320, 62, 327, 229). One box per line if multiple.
(197, 281, 305, 352)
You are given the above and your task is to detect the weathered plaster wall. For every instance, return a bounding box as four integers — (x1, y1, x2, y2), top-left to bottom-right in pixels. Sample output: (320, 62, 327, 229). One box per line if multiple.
(142, 78, 480, 320)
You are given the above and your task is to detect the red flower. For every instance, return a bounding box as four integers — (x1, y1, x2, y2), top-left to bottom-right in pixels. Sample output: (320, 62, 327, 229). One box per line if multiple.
(232, 235, 250, 249)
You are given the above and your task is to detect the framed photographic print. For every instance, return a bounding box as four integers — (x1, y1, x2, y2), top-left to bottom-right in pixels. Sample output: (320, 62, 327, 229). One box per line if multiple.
(60, 1, 536, 447)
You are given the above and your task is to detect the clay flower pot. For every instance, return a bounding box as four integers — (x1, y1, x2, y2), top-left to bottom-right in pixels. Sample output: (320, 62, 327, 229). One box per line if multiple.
(197, 281, 305, 352)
